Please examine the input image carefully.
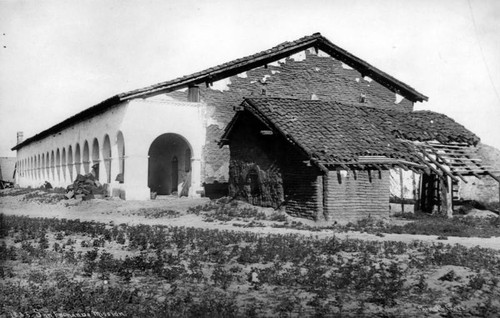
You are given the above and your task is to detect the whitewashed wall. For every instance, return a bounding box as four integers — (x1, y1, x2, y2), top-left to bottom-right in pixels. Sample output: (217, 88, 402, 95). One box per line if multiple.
(15, 98, 207, 200)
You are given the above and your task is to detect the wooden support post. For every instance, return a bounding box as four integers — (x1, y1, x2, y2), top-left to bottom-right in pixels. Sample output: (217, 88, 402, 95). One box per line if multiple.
(413, 172, 419, 212)
(440, 176, 453, 218)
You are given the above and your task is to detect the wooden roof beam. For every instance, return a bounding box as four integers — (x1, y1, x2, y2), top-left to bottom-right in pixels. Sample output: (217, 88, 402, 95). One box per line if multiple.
(413, 152, 445, 178)
(420, 148, 460, 183)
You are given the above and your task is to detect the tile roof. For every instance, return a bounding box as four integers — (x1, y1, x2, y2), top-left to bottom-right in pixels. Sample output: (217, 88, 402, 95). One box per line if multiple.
(13, 32, 428, 151)
(223, 98, 479, 167)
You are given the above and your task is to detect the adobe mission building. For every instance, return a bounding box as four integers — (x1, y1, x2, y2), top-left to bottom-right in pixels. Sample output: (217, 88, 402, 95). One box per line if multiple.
(12, 33, 499, 221)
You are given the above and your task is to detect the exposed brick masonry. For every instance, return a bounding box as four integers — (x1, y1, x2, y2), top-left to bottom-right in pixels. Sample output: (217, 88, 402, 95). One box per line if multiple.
(325, 170, 391, 221)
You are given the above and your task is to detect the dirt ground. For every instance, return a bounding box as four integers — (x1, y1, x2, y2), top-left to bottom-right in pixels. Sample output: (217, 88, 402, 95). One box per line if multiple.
(1, 190, 499, 251)
(2, 189, 500, 317)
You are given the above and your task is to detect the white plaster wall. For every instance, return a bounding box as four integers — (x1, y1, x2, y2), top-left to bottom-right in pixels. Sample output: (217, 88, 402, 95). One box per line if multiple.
(16, 103, 128, 189)
(389, 168, 420, 200)
(15, 98, 207, 200)
(121, 98, 206, 200)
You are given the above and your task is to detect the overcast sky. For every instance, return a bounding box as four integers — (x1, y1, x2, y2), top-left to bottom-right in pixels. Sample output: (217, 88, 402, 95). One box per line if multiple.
(1, 0, 499, 157)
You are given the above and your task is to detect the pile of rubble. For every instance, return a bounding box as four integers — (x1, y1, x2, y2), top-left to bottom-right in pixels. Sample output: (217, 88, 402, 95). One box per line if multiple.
(65, 174, 106, 200)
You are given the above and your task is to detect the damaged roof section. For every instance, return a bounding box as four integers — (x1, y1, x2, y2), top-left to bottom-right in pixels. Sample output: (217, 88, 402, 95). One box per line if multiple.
(119, 33, 428, 103)
(221, 98, 488, 180)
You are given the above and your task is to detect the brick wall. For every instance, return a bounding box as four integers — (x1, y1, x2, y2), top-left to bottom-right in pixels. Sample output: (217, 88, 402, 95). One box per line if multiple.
(325, 169, 390, 221)
(167, 48, 413, 185)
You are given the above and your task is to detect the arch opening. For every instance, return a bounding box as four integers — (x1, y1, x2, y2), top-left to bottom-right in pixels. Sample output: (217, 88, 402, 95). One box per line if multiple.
(46, 152, 50, 179)
(116, 131, 125, 183)
(68, 146, 74, 181)
(37, 155, 41, 180)
(103, 135, 112, 183)
(148, 133, 192, 196)
(41, 154, 45, 180)
(83, 141, 90, 174)
(61, 148, 67, 183)
(75, 144, 81, 176)
(92, 138, 100, 180)
(56, 149, 61, 182)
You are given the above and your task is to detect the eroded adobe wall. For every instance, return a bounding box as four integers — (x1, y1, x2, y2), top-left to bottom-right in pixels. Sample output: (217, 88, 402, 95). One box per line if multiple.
(228, 111, 323, 220)
(167, 48, 413, 184)
(280, 144, 323, 220)
(325, 170, 391, 221)
(227, 112, 285, 208)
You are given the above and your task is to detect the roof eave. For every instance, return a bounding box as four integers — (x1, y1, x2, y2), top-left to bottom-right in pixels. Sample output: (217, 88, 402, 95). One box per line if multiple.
(11, 96, 122, 151)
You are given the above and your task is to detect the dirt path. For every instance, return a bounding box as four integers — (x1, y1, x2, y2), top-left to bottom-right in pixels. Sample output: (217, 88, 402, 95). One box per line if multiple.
(1, 194, 499, 251)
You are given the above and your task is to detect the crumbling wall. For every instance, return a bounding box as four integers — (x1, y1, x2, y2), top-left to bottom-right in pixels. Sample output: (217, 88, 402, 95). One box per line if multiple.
(280, 148, 323, 220)
(167, 48, 413, 185)
(227, 112, 322, 220)
(227, 112, 284, 208)
(325, 169, 390, 221)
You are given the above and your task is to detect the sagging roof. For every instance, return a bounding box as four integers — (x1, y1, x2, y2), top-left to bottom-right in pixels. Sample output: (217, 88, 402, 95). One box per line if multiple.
(221, 98, 496, 182)
(13, 32, 428, 151)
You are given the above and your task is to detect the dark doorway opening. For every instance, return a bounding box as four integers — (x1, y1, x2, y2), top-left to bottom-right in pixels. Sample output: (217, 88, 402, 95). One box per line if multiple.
(148, 133, 192, 196)
(420, 173, 440, 213)
(171, 156, 178, 194)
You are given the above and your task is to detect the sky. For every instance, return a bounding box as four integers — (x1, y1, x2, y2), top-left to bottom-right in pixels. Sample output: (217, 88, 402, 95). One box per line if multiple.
(0, 0, 499, 157)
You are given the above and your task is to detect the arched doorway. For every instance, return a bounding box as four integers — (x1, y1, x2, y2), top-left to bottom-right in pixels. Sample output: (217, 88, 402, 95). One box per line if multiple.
(68, 146, 74, 181)
(56, 149, 61, 182)
(92, 138, 100, 180)
(61, 148, 66, 183)
(75, 144, 81, 175)
(103, 135, 112, 183)
(148, 133, 192, 196)
(83, 141, 90, 174)
(116, 131, 125, 183)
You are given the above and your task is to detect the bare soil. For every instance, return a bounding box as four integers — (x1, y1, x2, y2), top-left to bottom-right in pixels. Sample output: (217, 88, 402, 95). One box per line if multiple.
(1, 191, 499, 250)
(1, 189, 500, 317)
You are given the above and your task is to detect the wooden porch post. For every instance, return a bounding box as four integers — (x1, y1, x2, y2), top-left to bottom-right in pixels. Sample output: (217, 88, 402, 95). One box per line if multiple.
(440, 176, 453, 218)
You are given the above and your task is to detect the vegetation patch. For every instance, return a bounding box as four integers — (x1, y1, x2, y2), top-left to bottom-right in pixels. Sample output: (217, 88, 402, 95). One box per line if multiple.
(345, 214, 500, 238)
(1, 214, 499, 317)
